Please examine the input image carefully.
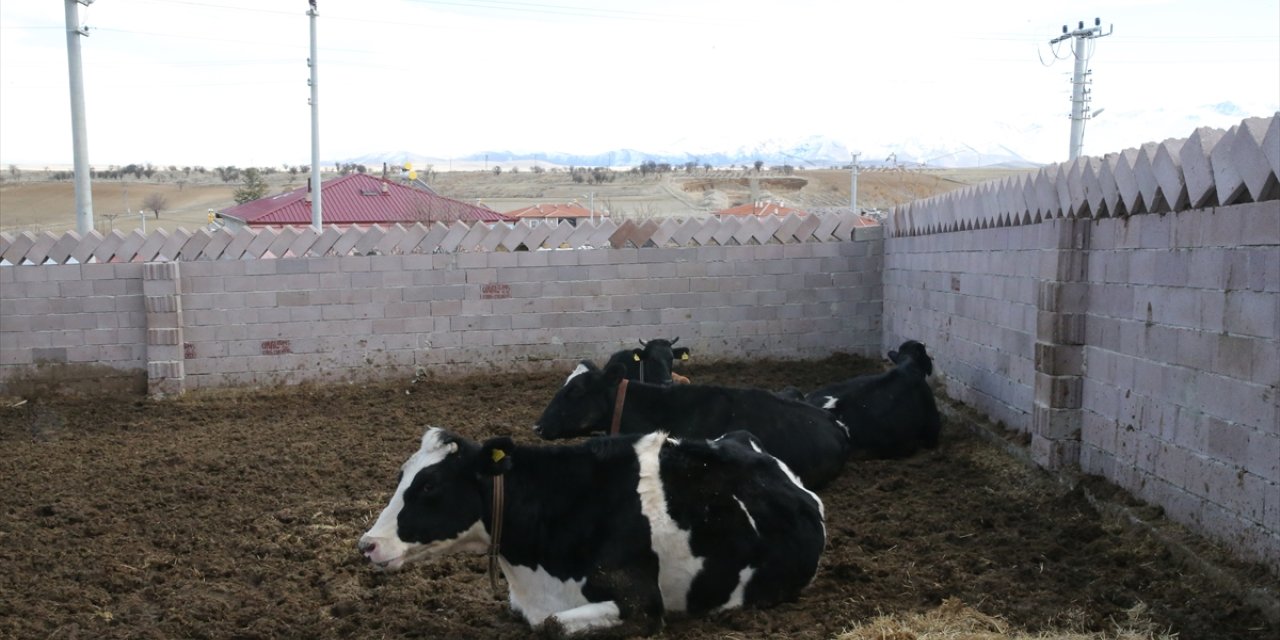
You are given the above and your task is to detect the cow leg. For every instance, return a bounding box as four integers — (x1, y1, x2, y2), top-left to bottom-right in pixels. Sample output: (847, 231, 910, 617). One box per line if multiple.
(537, 565, 665, 638)
(539, 598, 662, 638)
(539, 601, 621, 637)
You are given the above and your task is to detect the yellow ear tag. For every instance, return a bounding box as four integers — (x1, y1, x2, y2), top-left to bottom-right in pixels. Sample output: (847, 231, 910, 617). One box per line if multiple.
(681, 353, 689, 360)
(491, 449, 505, 463)
(633, 354, 641, 361)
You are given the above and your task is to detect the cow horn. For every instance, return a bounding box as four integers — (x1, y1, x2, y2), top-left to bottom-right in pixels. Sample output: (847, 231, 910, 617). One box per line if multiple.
(638, 339, 647, 347)
(671, 337, 679, 345)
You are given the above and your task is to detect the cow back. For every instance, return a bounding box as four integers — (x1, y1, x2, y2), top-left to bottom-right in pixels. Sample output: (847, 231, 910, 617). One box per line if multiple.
(621, 383, 850, 490)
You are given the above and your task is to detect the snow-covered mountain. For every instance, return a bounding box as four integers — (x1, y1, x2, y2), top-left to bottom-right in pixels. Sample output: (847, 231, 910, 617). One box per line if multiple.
(345, 135, 1040, 171)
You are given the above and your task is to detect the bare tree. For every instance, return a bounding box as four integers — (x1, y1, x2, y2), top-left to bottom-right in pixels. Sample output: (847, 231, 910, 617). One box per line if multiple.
(142, 192, 168, 219)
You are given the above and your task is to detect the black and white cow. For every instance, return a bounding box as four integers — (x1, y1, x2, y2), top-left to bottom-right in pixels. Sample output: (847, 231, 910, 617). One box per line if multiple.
(534, 361, 850, 490)
(603, 337, 691, 385)
(804, 340, 941, 459)
(358, 427, 826, 638)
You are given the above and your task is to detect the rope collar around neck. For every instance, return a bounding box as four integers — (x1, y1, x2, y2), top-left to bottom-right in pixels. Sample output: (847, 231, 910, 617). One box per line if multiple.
(488, 474, 505, 598)
(610, 378, 629, 435)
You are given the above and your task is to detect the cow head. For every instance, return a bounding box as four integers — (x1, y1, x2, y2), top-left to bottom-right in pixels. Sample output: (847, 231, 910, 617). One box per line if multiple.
(357, 428, 513, 571)
(629, 337, 691, 385)
(533, 360, 625, 439)
(888, 340, 933, 376)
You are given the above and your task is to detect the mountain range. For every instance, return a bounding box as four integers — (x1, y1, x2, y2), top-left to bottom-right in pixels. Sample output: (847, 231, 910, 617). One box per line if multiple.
(346, 135, 1042, 172)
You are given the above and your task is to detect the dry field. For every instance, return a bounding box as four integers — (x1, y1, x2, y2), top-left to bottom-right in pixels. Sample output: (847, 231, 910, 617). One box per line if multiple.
(0, 166, 1031, 235)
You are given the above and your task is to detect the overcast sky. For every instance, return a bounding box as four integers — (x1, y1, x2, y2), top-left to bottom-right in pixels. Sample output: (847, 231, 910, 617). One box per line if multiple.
(1, 0, 1277, 168)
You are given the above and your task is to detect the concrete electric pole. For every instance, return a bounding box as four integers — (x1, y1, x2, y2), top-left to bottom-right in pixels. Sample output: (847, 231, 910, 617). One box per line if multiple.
(1049, 18, 1112, 161)
(64, 0, 94, 234)
(307, 0, 322, 229)
(849, 153, 859, 213)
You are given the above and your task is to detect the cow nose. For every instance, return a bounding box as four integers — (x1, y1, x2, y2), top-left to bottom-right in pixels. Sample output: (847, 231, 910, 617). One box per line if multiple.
(357, 539, 376, 555)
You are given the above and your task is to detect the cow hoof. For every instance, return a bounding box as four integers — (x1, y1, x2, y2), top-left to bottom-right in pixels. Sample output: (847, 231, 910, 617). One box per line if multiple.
(536, 616, 569, 639)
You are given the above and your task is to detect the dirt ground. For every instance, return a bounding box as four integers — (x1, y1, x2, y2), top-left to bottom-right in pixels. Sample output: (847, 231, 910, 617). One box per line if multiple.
(1, 354, 1274, 639)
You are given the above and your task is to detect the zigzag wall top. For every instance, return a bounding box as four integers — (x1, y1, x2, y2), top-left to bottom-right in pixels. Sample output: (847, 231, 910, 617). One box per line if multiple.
(0, 211, 876, 266)
(889, 113, 1280, 236)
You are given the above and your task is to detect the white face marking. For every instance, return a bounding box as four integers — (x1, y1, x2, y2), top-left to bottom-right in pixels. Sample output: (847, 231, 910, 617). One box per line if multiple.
(634, 432, 703, 613)
(563, 363, 590, 386)
(733, 496, 758, 535)
(822, 395, 839, 410)
(549, 601, 622, 635)
(715, 566, 756, 612)
(360, 428, 484, 568)
(501, 561, 590, 626)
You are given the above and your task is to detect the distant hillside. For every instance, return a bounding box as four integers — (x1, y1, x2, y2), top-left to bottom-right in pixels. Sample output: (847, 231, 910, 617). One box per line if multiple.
(346, 135, 1042, 172)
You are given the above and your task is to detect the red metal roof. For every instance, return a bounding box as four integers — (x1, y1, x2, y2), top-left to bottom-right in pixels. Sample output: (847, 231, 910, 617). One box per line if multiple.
(220, 173, 509, 226)
(504, 203, 601, 219)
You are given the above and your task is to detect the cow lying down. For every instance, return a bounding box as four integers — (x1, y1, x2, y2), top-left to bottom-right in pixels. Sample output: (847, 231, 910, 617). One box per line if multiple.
(802, 339, 942, 459)
(535, 361, 850, 490)
(604, 337, 692, 385)
(358, 427, 826, 638)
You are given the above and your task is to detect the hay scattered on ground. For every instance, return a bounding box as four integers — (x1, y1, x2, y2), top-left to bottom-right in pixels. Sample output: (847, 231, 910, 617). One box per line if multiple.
(836, 599, 1175, 640)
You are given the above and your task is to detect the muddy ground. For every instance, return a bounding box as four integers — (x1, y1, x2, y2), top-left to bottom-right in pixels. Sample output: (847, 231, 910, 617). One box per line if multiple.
(1, 354, 1274, 639)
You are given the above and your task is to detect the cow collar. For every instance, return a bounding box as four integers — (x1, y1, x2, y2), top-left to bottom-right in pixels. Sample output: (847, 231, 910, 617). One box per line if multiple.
(610, 378, 629, 435)
(488, 473, 505, 598)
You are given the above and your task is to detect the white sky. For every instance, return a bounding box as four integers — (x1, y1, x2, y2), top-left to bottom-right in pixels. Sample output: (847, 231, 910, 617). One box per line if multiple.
(1, 0, 1277, 168)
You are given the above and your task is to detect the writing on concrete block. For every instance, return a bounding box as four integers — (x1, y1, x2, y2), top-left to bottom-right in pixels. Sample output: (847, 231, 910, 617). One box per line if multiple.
(481, 283, 511, 299)
(261, 340, 292, 356)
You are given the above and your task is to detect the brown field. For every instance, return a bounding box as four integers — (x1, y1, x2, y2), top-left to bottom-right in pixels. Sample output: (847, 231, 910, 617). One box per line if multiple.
(0, 166, 1031, 235)
(0, 355, 1274, 639)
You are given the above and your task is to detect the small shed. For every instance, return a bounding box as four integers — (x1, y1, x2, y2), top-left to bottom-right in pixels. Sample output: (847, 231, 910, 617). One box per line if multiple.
(504, 203, 604, 227)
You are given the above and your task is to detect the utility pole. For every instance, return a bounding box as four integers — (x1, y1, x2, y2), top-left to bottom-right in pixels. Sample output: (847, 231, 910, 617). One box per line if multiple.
(1049, 18, 1112, 160)
(849, 153, 859, 213)
(307, 0, 322, 229)
(64, 0, 94, 234)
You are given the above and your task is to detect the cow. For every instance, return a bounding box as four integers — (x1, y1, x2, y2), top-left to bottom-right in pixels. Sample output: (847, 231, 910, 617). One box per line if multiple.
(603, 337, 691, 385)
(357, 427, 826, 638)
(534, 361, 850, 490)
(803, 340, 941, 459)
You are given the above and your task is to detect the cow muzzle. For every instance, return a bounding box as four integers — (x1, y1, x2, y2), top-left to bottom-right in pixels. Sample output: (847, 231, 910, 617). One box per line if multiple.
(357, 535, 405, 570)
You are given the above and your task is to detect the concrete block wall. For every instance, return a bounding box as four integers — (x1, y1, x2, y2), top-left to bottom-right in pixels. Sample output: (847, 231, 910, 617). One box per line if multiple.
(0, 262, 147, 391)
(884, 200, 1279, 571)
(1079, 201, 1279, 570)
(882, 223, 1041, 434)
(0, 235, 884, 391)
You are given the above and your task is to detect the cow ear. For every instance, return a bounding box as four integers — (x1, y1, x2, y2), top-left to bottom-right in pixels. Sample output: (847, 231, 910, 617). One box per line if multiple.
(631, 348, 644, 362)
(478, 437, 515, 477)
(673, 347, 690, 361)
